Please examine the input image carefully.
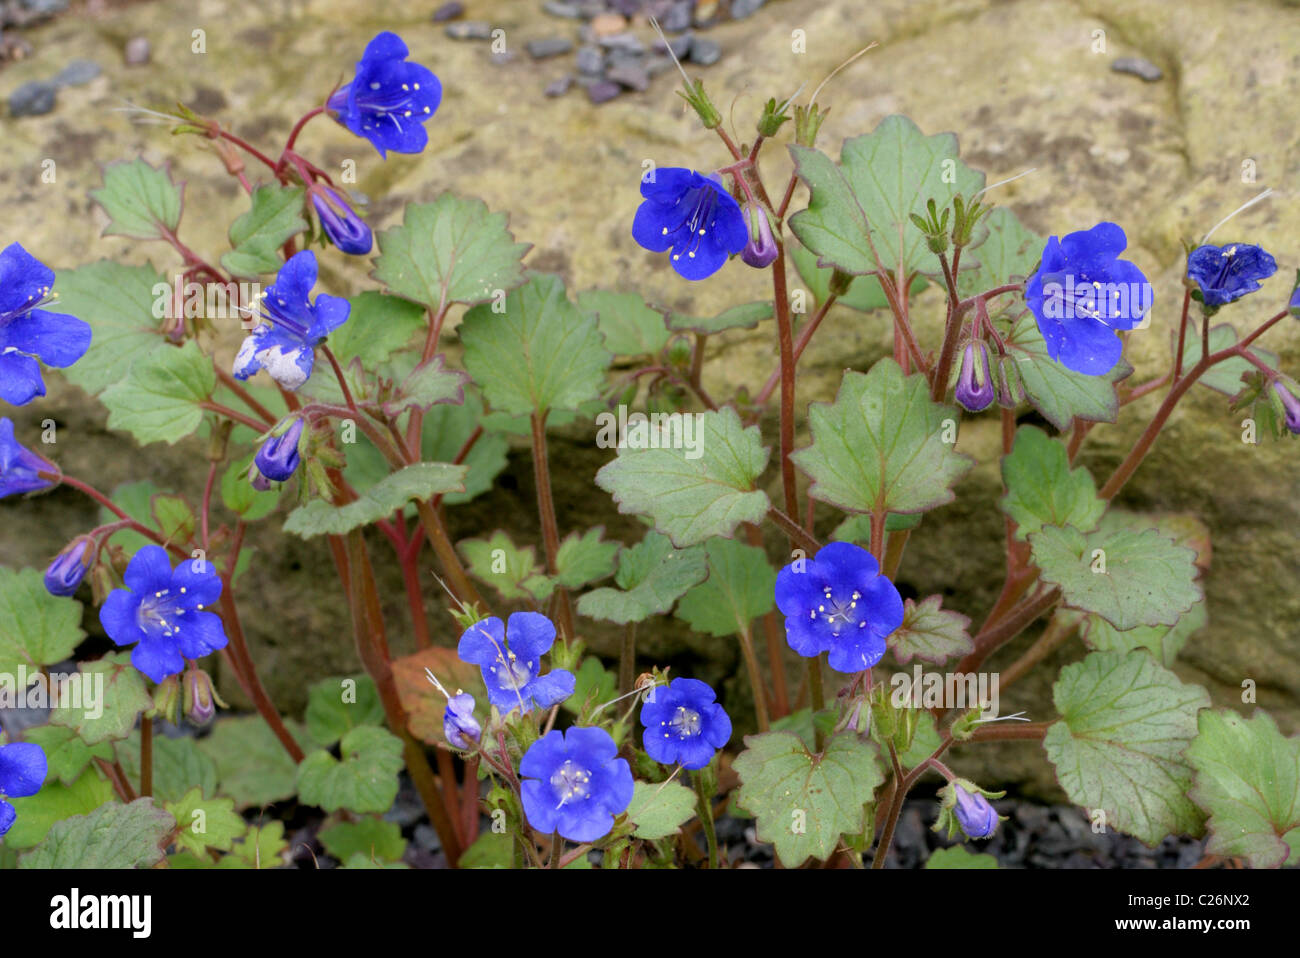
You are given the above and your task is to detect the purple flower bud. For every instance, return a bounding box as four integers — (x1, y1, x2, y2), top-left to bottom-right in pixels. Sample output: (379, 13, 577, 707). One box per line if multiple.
(1272, 381, 1300, 435)
(44, 536, 94, 597)
(254, 419, 305, 483)
(310, 185, 373, 256)
(741, 205, 779, 269)
(996, 354, 1024, 408)
(444, 692, 481, 749)
(952, 782, 998, 839)
(1289, 282, 1300, 320)
(183, 668, 220, 726)
(248, 464, 274, 492)
(955, 342, 995, 412)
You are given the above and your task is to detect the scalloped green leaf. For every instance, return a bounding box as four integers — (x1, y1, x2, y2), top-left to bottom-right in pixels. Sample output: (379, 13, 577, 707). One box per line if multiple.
(625, 780, 697, 840)
(555, 527, 619, 589)
(373, 194, 530, 309)
(49, 653, 151, 745)
(675, 536, 775, 638)
(733, 730, 883, 867)
(115, 730, 218, 802)
(284, 462, 467, 537)
(595, 405, 770, 547)
(383, 354, 469, 416)
(1081, 601, 1207, 667)
(790, 244, 924, 311)
(2, 768, 115, 849)
(1029, 524, 1200, 631)
(890, 595, 972, 665)
(221, 185, 308, 277)
(53, 262, 168, 393)
(19, 725, 113, 787)
(319, 817, 407, 864)
(577, 289, 671, 357)
(792, 357, 973, 517)
(666, 301, 773, 334)
(1187, 709, 1300, 869)
(0, 567, 86, 675)
(90, 158, 182, 241)
(925, 845, 999, 869)
(100, 340, 217, 446)
(198, 715, 312, 809)
(1044, 650, 1210, 846)
(1000, 425, 1104, 540)
(297, 726, 404, 814)
(577, 532, 706, 625)
(305, 674, 386, 747)
(329, 291, 427, 367)
(18, 799, 176, 869)
(956, 206, 1044, 297)
(459, 530, 555, 602)
(165, 787, 247, 855)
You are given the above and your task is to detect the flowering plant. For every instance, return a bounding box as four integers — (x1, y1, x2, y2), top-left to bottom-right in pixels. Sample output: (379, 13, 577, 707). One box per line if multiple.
(0, 21, 1297, 875)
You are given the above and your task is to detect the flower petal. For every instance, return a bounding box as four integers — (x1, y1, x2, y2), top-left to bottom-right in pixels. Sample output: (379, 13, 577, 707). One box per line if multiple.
(124, 545, 174, 594)
(0, 742, 48, 797)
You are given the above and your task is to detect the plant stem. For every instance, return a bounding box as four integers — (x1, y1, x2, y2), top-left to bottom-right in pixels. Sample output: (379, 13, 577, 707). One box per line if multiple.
(619, 622, 637, 696)
(766, 507, 820, 554)
(200, 401, 270, 434)
(772, 249, 801, 521)
(694, 772, 720, 869)
(871, 742, 906, 869)
(217, 589, 306, 763)
(809, 655, 827, 752)
(529, 410, 575, 638)
(735, 627, 770, 732)
(139, 716, 153, 798)
(283, 105, 325, 153)
(214, 366, 278, 424)
(997, 611, 1079, 691)
(413, 499, 482, 611)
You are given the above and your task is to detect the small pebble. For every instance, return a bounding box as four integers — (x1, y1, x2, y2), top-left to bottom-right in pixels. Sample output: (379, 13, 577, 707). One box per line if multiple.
(1111, 56, 1163, 82)
(610, 0, 643, 14)
(431, 1, 464, 21)
(445, 20, 493, 41)
(660, 0, 693, 32)
(590, 13, 628, 37)
(587, 80, 622, 104)
(527, 36, 575, 59)
(729, 0, 766, 18)
(688, 37, 722, 65)
(607, 62, 650, 91)
(645, 54, 675, 78)
(542, 0, 582, 16)
(598, 32, 645, 54)
(658, 31, 692, 61)
(545, 75, 573, 97)
(124, 36, 151, 65)
(490, 49, 518, 65)
(9, 79, 56, 117)
(53, 58, 100, 87)
(576, 44, 605, 74)
(21, 0, 69, 15)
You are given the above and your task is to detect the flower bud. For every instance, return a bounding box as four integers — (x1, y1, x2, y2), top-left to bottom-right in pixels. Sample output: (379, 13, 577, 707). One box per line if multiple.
(950, 781, 999, 839)
(183, 667, 224, 727)
(955, 342, 994, 412)
(248, 464, 274, 492)
(444, 692, 481, 749)
(741, 205, 778, 269)
(44, 536, 94, 597)
(310, 185, 373, 256)
(151, 674, 182, 724)
(254, 419, 305, 483)
(996, 354, 1025, 408)
(1271, 380, 1300, 435)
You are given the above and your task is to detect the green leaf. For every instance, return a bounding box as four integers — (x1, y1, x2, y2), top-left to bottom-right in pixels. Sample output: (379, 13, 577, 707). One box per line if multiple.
(1044, 650, 1210, 845)
(284, 462, 468, 537)
(789, 115, 985, 278)
(562, 656, 617, 716)
(2, 769, 115, 849)
(220, 457, 281, 521)
(221, 185, 308, 277)
(198, 715, 312, 809)
(420, 390, 509, 506)
(1081, 601, 1207, 667)
(53, 262, 168, 393)
(667, 301, 773, 334)
(956, 207, 1044, 298)
(554, 527, 619, 589)
(100, 340, 217, 445)
(898, 709, 943, 768)
(459, 530, 555, 602)
(674, 536, 775, 637)
(116, 731, 218, 802)
(305, 674, 386, 747)
(577, 289, 670, 357)
(18, 799, 176, 869)
(383, 354, 469, 417)
(577, 532, 707, 625)
(890, 595, 972, 665)
(0, 567, 85, 675)
(220, 821, 289, 869)
(340, 852, 410, 869)
(1002, 311, 1131, 430)
(1029, 524, 1201, 631)
(1000, 426, 1105, 540)
(50, 654, 151, 745)
(792, 357, 973, 517)
(790, 244, 924, 311)
(165, 787, 247, 855)
(20, 725, 113, 787)
(595, 405, 771, 547)
(1177, 323, 1279, 396)
(625, 781, 697, 840)
(90, 158, 182, 241)
(297, 726, 405, 814)
(373, 194, 530, 309)
(461, 274, 611, 416)
(926, 845, 999, 869)
(329, 292, 427, 367)
(318, 817, 407, 864)
(733, 730, 884, 866)
(1187, 709, 1300, 869)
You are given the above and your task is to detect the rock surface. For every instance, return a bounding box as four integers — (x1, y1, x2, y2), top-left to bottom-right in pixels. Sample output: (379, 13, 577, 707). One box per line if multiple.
(1, 0, 1298, 798)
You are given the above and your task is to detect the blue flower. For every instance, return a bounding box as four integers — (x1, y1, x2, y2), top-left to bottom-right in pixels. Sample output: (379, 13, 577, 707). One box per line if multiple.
(520, 727, 633, 842)
(310, 185, 373, 256)
(254, 419, 304, 482)
(0, 742, 46, 837)
(0, 243, 91, 406)
(45, 536, 94, 597)
(948, 781, 999, 839)
(233, 251, 350, 390)
(955, 341, 994, 412)
(1186, 242, 1277, 307)
(444, 692, 481, 749)
(640, 677, 731, 770)
(456, 612, 575, 715)
(1025, 222, 1150, 376)
(99, 545, 228, 683)
(632, 168, 748, 280)
(1272, 381, 1300, 435)
(0, 417, 54, 499)
(775, 542, 904, 674)
(327, 32, 442, 158)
